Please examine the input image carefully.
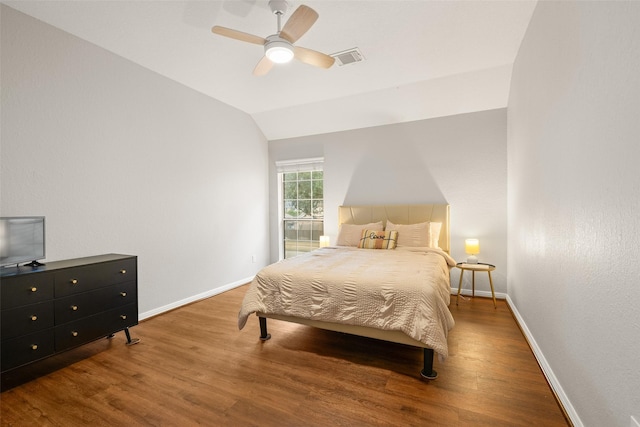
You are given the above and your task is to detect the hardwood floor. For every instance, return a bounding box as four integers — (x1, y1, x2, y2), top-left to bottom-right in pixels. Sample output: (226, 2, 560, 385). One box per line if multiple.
(1, 285, 569, 426)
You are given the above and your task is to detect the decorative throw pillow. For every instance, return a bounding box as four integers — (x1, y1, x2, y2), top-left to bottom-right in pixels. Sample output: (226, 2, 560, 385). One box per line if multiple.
(336, 221, 384, 247)
(357, 229, 399, 249)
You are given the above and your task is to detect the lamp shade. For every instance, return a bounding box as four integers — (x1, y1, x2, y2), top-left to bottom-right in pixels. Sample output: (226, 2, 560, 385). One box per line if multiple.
(319, 236, 330, 247)
(465, 239, 480, 255)
(465, 238, 479, 264)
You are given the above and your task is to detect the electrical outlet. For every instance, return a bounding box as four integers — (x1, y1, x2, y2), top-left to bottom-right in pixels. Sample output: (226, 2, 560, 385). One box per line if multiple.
(631, 415, 640, 427)
(251, 255, 256, 263)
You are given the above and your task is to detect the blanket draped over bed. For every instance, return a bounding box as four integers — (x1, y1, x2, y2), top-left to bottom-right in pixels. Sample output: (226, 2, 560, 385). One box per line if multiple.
(238, 246, 456, 359)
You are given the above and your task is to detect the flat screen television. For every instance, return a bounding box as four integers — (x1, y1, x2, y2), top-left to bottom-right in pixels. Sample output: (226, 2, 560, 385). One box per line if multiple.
(0, 217, 46, 267)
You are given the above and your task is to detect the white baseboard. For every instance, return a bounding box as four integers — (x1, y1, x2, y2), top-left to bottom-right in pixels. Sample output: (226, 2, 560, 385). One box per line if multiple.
(505, 295, 582, 427)
(138, 276, 253, 321)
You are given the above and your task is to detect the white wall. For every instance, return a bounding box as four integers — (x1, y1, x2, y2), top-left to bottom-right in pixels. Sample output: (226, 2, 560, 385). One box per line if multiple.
(1, 5, 270, 316)
(508, 2, 640, 426)
(269, 109, 507, 296)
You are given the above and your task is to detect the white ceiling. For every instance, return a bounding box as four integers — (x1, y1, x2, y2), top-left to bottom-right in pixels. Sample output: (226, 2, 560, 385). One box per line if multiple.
(3, 0, 537, 140)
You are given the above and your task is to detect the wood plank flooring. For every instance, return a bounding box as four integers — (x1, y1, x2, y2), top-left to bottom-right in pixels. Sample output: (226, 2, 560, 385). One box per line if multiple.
(1, 285, 569, 426)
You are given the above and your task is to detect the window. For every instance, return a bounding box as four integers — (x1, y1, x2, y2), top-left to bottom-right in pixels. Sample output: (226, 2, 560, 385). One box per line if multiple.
(276, 158, 324, 259)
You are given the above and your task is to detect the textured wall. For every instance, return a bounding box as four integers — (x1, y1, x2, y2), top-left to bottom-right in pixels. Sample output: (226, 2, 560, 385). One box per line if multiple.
(1, 6, 270, 316)
(507, 2, 640, 425)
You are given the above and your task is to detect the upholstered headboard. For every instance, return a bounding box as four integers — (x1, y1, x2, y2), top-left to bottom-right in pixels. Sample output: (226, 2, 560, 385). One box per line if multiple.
(338, 204, 450, 254)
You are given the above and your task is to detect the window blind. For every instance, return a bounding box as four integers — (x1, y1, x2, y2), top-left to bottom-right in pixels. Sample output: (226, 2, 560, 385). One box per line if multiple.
(275, 157, 324, 173)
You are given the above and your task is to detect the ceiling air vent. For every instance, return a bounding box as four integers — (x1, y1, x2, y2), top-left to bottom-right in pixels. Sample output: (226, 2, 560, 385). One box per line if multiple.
(331, 48, 365, 67)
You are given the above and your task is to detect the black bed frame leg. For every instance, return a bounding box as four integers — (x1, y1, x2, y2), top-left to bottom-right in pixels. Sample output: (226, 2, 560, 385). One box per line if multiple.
(259, 317, 271, 341)
(420, 348, 438, 380)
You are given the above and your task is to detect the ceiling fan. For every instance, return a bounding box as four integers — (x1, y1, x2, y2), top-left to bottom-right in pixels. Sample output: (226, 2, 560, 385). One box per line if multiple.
(211, 0, 335, 76)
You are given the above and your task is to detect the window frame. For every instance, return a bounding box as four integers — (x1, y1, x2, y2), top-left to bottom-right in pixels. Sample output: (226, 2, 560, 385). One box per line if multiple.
(275, 157, 324, 260)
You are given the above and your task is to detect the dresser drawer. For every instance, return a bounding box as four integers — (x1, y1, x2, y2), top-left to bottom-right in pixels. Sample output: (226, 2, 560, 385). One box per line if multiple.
(1, 273, 54, 310)
(1, 330, 55, 371)
(102, 280, 137, 309)
(54, 258, 136, 297)
(103, 302, 138, 330)
(54, 281, 136, 325)
(55, 303, 137, 352)
(1, 301, 55, 340)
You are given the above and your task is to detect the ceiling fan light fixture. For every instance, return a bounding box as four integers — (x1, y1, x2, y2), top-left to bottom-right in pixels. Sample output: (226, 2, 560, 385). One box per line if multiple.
(265, 40, 294, 63)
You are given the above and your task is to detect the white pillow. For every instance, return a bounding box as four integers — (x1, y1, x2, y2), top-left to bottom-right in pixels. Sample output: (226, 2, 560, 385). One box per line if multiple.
(385, 220, 429, 247)
(336, 221, 384, 247)
(385, 220, 443, 248)
(429, 222, 442, 248)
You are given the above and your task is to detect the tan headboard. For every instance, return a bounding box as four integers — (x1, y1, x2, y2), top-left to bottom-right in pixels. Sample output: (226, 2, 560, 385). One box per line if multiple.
(338, 204, 450, 254)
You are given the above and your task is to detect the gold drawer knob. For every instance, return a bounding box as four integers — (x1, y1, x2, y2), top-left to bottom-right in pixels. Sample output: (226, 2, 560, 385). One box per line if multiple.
(120, 292, 127, 297)
(31, 344, 38, 351)
(120, 269, 127, 275)
(71, 331, 78, 337)
(31, 315, 38, 321)
(71, 305, 78, 311)
(70, 279, 78, 285)
(30, 287, 37, 292)
(120, 314, 127, 320)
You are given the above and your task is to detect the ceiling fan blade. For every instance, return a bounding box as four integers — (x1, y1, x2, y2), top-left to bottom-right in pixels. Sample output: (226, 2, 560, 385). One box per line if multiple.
(294, 46, 335, 69)
(279, 5, 318, 43)
(211, 26, 266, 45)
(253, 56, 274, 76)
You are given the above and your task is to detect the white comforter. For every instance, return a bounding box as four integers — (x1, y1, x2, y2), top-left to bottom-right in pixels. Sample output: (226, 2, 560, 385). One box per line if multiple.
(238, 246, 457, 358)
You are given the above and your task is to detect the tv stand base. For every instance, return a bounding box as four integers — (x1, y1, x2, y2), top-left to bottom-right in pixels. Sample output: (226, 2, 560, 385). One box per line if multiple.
(22, 260, 45, 267)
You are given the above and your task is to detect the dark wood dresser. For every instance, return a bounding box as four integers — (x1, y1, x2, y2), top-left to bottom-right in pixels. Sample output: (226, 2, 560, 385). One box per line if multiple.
(1, 254, 138, 372)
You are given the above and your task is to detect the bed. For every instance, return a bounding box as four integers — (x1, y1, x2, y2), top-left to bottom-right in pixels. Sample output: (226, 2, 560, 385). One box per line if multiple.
(238, 204, 456, 379)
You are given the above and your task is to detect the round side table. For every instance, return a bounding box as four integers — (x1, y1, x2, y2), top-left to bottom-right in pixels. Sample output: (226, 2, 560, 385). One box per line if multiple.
(455, 262, 497, 308)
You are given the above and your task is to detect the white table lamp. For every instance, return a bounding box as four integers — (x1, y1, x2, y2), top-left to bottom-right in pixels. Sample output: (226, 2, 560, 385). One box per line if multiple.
(465, 239, 479, 264)
(319, 236, 330, 248)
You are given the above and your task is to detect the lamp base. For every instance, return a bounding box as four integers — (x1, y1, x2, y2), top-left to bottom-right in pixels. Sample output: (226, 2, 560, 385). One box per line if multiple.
(466, 255, 478, 264)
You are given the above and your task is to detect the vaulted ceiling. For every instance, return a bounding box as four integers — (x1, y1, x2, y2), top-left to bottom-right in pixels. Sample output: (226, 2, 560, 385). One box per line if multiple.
(3, 0, 537, 140)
